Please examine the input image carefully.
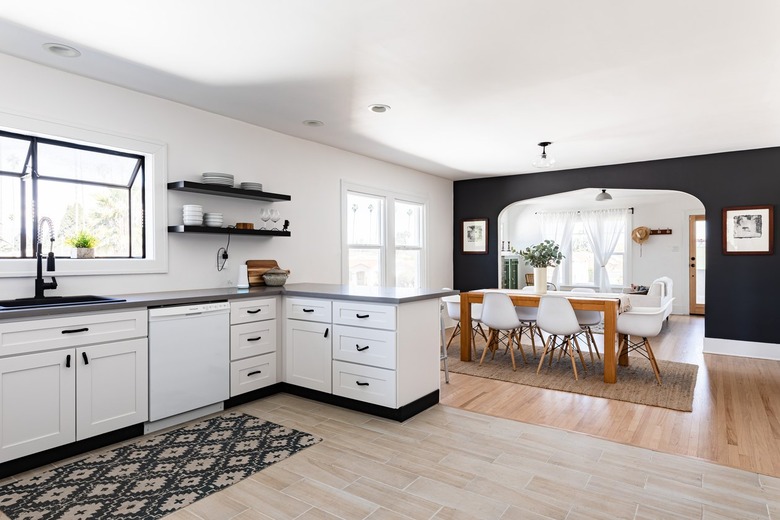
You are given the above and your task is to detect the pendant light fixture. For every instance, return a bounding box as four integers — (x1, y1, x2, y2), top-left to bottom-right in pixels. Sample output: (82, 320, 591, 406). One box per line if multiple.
(532, 141, 556, 168)
(595, 189, 613, 201)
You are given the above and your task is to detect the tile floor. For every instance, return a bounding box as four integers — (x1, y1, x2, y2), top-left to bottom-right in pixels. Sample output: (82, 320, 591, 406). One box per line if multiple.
(3, 394, 780, 519)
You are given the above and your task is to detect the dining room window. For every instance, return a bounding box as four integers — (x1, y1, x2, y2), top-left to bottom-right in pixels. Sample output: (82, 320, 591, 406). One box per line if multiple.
(562, 210, 629, 290)
(342, 183, 427, 288)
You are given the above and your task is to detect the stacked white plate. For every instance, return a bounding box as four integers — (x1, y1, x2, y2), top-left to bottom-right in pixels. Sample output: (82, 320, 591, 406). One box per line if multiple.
(204, 212, 224, 228)
(202, 172, 234, 186)
(183, 204, 203, 226)
(240, 182, 263, 191)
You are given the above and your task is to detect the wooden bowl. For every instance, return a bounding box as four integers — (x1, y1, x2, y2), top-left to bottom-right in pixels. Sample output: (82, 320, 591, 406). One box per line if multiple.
(235, 222, 254, 230)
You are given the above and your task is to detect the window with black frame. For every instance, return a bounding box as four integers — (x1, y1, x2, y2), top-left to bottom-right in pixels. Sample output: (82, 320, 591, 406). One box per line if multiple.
(0, 130, 145, 259)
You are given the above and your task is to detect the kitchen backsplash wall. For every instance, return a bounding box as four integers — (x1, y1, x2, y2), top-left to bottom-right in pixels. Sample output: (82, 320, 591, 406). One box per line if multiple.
(0, 53, 454, 298)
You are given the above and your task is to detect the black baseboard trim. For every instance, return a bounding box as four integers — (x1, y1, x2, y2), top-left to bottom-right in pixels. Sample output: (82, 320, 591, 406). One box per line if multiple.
(223, 383, 285, 409)
(0, 424, 144, 480)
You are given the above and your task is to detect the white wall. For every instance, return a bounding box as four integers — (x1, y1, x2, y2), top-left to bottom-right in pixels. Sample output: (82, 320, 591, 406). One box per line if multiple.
(0, 54, 453, 299)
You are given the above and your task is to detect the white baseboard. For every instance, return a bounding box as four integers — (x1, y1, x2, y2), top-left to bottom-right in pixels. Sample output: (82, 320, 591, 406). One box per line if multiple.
(703, 337, 780, 360)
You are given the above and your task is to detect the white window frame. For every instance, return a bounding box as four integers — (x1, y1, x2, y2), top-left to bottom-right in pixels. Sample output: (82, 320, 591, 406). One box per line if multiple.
(561, 215, 631, 290)
(0, 111, 168, 277)
(341, 181, 428, 288)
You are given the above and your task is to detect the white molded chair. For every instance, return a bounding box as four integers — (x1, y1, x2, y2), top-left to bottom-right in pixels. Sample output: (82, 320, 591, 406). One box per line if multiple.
(536, 295, 588, 380)
(514, 287, 545, 356)
(616, 308, 666, 385)
(479, 292, 528, 371)
(570, 288, 602, 363)
(442, 295, 486, 359)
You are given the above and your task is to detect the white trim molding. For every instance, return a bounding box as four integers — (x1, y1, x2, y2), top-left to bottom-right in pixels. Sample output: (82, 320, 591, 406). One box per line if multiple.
(703, 337, 780, 360)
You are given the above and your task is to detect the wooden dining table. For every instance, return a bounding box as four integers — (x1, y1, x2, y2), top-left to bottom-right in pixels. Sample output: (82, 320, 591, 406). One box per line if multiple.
(459, 289, 628, 383)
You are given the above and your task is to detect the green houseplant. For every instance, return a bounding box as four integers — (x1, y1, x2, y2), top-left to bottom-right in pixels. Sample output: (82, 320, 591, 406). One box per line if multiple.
(66, 231, 97, 259)
(513, 240, 564, 293)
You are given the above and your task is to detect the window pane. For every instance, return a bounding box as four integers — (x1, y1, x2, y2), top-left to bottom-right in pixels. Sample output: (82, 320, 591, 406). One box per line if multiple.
(38, 180, 130, 257)
(130, 170, 144, 258)
(395, 201, 422, 247)
(37, 142, 138, 186)
(605, 253, 624, 286)
(570, 224, 594, 285)
(348, 248, 381, 287)
(0, 135, 31, 174)
(395, 249, 421, 288)
(0, 175, 22, 257)
(347, 192, 383, 246)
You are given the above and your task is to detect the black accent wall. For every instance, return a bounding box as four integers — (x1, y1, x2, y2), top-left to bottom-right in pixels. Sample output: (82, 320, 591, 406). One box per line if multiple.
(453, 147, 780, 345)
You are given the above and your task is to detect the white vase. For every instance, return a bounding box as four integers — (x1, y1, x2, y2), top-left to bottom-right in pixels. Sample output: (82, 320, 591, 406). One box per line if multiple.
(533, 267, 548, 294)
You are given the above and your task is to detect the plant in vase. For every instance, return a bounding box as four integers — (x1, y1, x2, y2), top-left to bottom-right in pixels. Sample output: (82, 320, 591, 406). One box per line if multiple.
(66, 231, 97, 259)
(512, 239, 564, 293)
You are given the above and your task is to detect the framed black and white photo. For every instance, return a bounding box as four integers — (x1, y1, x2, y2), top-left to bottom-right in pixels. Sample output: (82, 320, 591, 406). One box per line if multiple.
(723, 205, 774, 255)
(462, 218, 488, 254)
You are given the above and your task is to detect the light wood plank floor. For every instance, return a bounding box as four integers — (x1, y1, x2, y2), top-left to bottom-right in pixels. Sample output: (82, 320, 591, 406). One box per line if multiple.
(440, 315, 780, 479)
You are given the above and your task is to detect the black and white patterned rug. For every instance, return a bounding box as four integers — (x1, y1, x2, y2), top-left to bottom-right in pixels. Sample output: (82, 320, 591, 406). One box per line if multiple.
(0, 412, 320, 520)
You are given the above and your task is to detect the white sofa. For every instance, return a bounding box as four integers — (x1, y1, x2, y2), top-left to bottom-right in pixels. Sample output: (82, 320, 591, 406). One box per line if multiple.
(626, 276, 674, 319)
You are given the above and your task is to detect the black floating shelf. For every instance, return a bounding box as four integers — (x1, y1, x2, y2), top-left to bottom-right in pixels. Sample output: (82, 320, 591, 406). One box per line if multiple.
(168, 226, 291, 237)
(167, 181, 291, 202)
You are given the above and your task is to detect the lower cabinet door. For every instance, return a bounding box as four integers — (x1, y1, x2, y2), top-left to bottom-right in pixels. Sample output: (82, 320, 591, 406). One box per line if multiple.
(230, 353, 277, 397)
(76, 338, 149, 440)
(0, 349, 76, 463)
(332, 360, 396, 408)
(285, 319, 332, 393)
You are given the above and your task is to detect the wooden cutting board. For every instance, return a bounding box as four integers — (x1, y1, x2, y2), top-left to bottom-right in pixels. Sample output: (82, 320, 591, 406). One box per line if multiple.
(246, 259, 289, 286)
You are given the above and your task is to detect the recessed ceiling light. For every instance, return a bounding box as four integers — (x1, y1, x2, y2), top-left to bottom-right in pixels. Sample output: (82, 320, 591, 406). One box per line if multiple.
(368, 104, 391, 113)
(42, 43, 81, 58)
(302, 120, 324, 127)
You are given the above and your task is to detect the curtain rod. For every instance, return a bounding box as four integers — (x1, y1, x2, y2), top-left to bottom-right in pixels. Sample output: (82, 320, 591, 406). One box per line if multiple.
(534, 207, 634, 214)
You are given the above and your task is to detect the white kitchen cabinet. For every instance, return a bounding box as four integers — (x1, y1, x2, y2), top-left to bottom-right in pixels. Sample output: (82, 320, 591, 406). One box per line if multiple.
(285, 317, 331, 393)
(0, 309, 148, 463)
(229, 297, 278, 397)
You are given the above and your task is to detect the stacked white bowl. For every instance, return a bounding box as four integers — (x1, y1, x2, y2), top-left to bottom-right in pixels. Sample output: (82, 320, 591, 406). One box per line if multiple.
(204, 212, 224, 228)
(240, 182, 263, 191)
(202, 172, 234, 186)
(183, 204, 203, 226)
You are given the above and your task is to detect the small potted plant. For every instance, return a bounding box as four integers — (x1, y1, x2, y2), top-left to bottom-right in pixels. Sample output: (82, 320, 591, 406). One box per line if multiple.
(513, 239, 564, 294)
(67, 231, 97, 259)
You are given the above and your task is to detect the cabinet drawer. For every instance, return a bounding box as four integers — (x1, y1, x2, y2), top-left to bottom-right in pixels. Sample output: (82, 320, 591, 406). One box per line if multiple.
(333, 325, 396, 369)
(230, 320, 277, 360)
(230, 353, 277, 397)
(0, 310, 148, 357)
(231, 298, 277, 325)
(332, 360, 396, 408)
(286, 297, 331, 323)
(332, 301, 396, 330)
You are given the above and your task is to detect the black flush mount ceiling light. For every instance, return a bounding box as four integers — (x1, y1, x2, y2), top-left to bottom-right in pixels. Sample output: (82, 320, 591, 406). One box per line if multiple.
(595, 189, 613, 201)
(532, 141, 555, 168)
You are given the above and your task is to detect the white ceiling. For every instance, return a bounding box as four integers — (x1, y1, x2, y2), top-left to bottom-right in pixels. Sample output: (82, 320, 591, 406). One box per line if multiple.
(0, 1, 778, 181)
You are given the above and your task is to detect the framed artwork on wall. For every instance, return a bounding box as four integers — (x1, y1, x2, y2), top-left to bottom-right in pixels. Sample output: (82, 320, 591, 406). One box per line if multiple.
(722, 205, 774, 255)
(462, 218, 488, 254)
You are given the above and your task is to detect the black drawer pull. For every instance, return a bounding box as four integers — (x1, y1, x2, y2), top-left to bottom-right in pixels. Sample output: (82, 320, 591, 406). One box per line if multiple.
(66, 354, 71, 368)
(247, 308, 262, 314)
(247, 370, 263, 376)
(356, 344, 369, 352)
(324, 327, 329, 338)
(247, 336, 262, 342)
(303, 308, 315, 313)
(356, 381, 370, 386)
(356, 313, 370, 319)
(62, 327, 89, 334)
(82, 352, 89, 365)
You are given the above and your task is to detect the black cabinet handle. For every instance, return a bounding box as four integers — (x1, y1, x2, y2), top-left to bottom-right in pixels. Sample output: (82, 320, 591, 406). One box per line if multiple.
(324, 327, 329, 338)
(247, 370, 262, 376)
(303, 308, 315, 313)
(356, 381, 370, 386)
(356, 344, 369, 352)
(247, 336, 262, 342)
(66, 354, 71, 368)
(247, 309, 262, 314)
(82, 352, 89, 365)
(62, 327, 89, 334)
(356, 313, 369, 319)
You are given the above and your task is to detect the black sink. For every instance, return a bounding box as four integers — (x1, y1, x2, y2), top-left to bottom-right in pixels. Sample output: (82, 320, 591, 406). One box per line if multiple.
(0, 295, 126, 310)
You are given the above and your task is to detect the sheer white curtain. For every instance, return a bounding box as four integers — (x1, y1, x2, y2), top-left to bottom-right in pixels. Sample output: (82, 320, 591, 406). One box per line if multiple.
(536, 210, 577, 287)
(580, 208, 630, 292)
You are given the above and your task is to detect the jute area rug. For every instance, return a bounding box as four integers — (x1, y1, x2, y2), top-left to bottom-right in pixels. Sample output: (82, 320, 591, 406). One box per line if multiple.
(0, 412, 320, 520)
(445, 340, 698, 412)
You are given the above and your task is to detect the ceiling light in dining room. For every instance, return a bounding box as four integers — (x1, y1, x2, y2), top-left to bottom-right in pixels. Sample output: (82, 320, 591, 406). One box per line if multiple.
(595, 189, 613, 201)
(42, 43, 81, 58)
(532, 141, 555, 168)
(368, 104, 391, 113)
(302, 120, 325, 127)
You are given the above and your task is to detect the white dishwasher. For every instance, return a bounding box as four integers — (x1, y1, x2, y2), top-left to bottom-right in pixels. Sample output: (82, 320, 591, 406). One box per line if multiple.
(147, 301, 230, 429)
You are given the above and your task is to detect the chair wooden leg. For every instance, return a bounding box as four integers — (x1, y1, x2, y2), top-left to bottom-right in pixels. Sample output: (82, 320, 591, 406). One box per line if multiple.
(583, 328, 595, 363)
(572, 335, 587, 373)
(537, 336, 552, 374)
(514, 330, 527, 365)
(527, 324, 538, 357)
(549, 335, 558, 367)
(479, 330, 496, 366)
(567, 337, 579, 380)
(588, 327, 601, 359)
(508, 331, 517, 371)
(476, 323, 488, 341)
(644, 338, 663, 385)
(446, 322, 461, 349)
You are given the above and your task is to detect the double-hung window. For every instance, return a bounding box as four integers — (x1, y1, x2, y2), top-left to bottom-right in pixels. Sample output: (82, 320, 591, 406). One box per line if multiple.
(342, 183, 426, 288)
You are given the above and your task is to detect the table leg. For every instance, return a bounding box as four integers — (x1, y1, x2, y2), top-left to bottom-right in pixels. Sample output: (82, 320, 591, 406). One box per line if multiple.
(602, 300, 617, 383)
(460, 293, 473, 362)
(618, 333, 629, 366)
